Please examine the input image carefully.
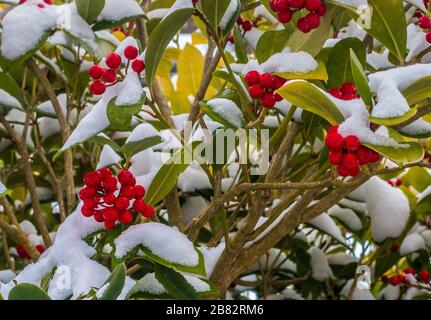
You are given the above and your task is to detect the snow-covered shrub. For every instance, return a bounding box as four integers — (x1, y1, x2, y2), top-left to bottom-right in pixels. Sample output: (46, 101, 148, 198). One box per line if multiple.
(0, 0, 431, 300)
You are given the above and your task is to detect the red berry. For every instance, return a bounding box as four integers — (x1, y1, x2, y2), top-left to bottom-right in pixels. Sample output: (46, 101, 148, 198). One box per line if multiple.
(261, 92, 276, 108)
(36, 245, 45, 254)
(83, 171, 102, 187)
(81, 206, 94, 217)
(272, 76, 287, 90)
(132, 59, 145, 73)
(118, 170, 135, 186)
(273, 0, 290, 12)
(390, 243, 399, 252)
(134, 185, 146, 199)
(249, 84, 263, 99)
(90, 81, 106, 95)
(103, 207, 119, 222)
(79, 186, 96, 200)
(245, 70, 261, 86)
(124, 46, 139, 60)
(102, 69, 117, 83)
(419, 270, 430, 283)
(192, 0, 198, 5)
(398, 274, 406, 283)
(395, 178, 402, 187)
(277, 10, 293, 24)
(99, 168, 112, 177)
(19, 0, 26, 3)
(274, 93, 283, 102)
(119, 211, 133, 225)
(104, 219, 116, 230)
(44, 0, 52, 4)
(316, 3, 327, 16)
(94, 211, 104, 223)
(242, 20, 253, 31)
(342, 93, 358, 100)
(270, 0, 278, 11)
(133, 199, 146, 213)
(325, 132, 344, 151)
(337, 165, 351, 177)
(236, 16, 244, 25)
(102, 176, 118, 191)
(228, 35, 235, 44)
(304, 13, 320, 29)
(344, 135, 361, 152)
(142, 205, 155, 218)
(404, 267, 415, 275)
(329, 88, 343, 99)
(297, 18, 311, 33)
(341, 82, 357, 95)
(355, 146, 371, 164)
(419, 16, 431, 29)
(381, 275, 389, 283)
(260, 73, 274, 88)
(305, 0, 321, 11)
(342, 153, 359, 171)
(390, 276, 400, 286)
(369, 150, 381, 163)
(104, 193, 116, 205)
(105, 52, 122, 69)
(115, 197, 130, 211)
(83, 198, 97, 209)
(88, 65, 104, 80)
(17, 245, 30, 259)
(121, 186, 136, 200)
(328, 151, 344, 165)
(426, 31, 431, 44)
(328, 125, 339, 134)
(290, 0, 305, 9)
(38, 3, 45, 9)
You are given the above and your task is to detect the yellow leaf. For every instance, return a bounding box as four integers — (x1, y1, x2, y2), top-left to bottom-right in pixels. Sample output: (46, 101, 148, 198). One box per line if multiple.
(170, 92, 191, 114)
(164, 48, 181, 62)
(112, 31, 126, 42)
(177, 43, 204, 96)
(192, 32, 208, 45)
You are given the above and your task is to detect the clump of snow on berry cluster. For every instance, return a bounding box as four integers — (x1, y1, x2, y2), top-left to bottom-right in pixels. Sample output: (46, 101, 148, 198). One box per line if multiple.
(365, 177, 410, 243)
(114, 222, 200, 267)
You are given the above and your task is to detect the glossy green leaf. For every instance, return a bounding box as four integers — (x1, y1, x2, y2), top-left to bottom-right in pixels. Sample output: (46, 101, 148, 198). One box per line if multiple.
(107, 92, 146, 131)
(200, 0, 232, 30)
(364, 141, 424, 165)
(350, 49, 373, 108)
(76, 0, 105, 23)
(255, 30, 289, 63)
(365, 0, 407, 64)
(369, 106, 417, 126)
(402, 75, 431, 106)
(154, 264, 199, 300)
(199, 101, 245, 129)
(233, 25, 248, 64)
(99, 264, 126, 300)
(8, 284, 51, 300)
(0, 72, 24, 112)
(327, 37, 366, 88)
(145, 8, 194, 88)
(121, 136, 163, 159)
(276, 81, 345, 125)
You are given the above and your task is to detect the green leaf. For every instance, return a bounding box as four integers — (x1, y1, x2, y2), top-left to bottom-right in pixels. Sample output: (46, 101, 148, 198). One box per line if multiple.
(275, 60, 328, 81)
(327, 37, 366, 88)
(88, 134, 122, 153)
(145, 142, 200, 206)
(76, 0, 105, 23)
(255, 30, 289, 64)
(276, 81, 345, 125)
(8, 284, 51, 300)
(402, 76, 431, 106)
(199, 101, 245, 129)
(233, 25, 248, 64)
(154, 264, 199, 300)
(93, 15, 145, 32)
(200, 0, 232, 30)
(99, 264, 126, 300)
(286, 13, 332, 57)
(365, 0, 407, 64)
(0, 72, 24, 112)
(145, 8, 194, 88)
(220, 0, 241, 36)
(350, 49, 373, 108)
(364, 142, 424, 166)
(107, 92, 146, 131)
(369, 106, 417, 126)
(121, 136, 163, 159)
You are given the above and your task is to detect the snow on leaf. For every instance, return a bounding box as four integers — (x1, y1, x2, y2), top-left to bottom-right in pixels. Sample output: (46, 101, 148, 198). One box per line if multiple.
(202, 98, 245, 128)
(365, 177, 410, 243)
(308, 247, 333, 282)
(93, 0, 144, 31)
(328, 205, 363, 232)
(400, 233, 426, 256)
(330, 0, 368, 9)
(96, 145, 122, 169)
(308, 213, 347, 245)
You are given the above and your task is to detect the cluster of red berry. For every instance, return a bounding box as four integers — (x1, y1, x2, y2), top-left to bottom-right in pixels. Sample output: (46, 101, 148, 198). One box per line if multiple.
(329, 82, 359, 100)
(244, 70, 286, 108)
(228, 16, 253, 43)
(415, 0, 431, 43)
(382, 268, 430, 286)
(269, 0, 327, 33)
(88, 46, 145, 96)
(325, 126, 381, 177)
(19, 0, 51, 8)
(388, 178, 403, 187)
(16, 244, 45, 260)
(79, 168, 154, 230)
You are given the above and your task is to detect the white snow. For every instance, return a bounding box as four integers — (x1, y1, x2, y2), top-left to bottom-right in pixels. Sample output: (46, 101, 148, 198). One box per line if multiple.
(219, 0, 239, 30)
(98, 0, 144, 22)
(328, 205, 362, 231)
(0, 89, 21, 109)
(400, 233, 426, 255)
(36, 94, 67, 117)
(115, 72, 144, 106)
(0, 270, 15, 284)
(309, 247, 333, 281)
(20, 220, 37, 235)
(365, 177, 410, 243)
(178, 166, 212, 192)
(379, 284, 400, 300)
(206, 98, 245, 128)
(96, 145, 122, 169)
(114, 222, 200, 267)
(1, 2, 59, 60)
(405, 0, 427, 11)
(199, 243, 225, 277)
(126, 123, 160, 144)
(400, 119, 431, 136)
(332, 0, 368, 8)
(341, 279, 375, 300)
(308, 213, 347, 244)
(327, 253, 358, 265)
